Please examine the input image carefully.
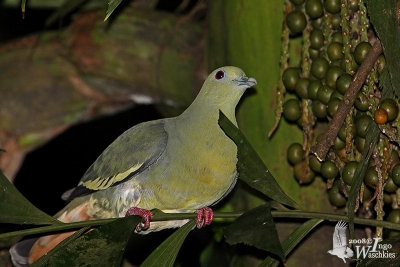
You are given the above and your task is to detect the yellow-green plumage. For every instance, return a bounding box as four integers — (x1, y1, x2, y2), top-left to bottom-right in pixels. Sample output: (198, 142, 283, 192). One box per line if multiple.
(61, 67, 257, 232)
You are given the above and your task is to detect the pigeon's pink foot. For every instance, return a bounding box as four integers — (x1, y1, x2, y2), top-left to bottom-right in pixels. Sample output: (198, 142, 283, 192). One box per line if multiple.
(196, 207, 214, 228)
(125, 207, 153, 231)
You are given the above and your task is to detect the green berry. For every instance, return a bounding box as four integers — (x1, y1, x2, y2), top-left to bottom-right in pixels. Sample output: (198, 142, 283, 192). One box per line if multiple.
(312, 100, 327, 119)
(328, 185, 347, 207)
(287, 11, 307, 34)
(295, 78, 310, 99)
(328, 97, 341, 117)
(282, 68, 300, 92)
(331, 31, 343, 43)
(321, 160, 339, 179)
(342, 161, 358, 185)
(327, 42, 344, 61)
(384, 177, 398, 193)
(283, 99, 302, 122)
(308, 80, 322, 100)
(287, 143, 303, 165)
(309, 155, 322, 172)
(336, 73, 352, 94)
(310, 29, 325, 49)
(306, 0, 324, 19)
(317, 85, 334, 105)
(326, 66, 344, 88)
(354, 42, 372, 65)
(355, 114, 372, 138)
(380, 99, 399, 122)
(364, 167, 378, 188)
(311, 57, 329, 79)
(354, 92, 369, 111)
(294, 161, 315, 184)
(324, 0, 341, 14)
(391, 164, 400, 186)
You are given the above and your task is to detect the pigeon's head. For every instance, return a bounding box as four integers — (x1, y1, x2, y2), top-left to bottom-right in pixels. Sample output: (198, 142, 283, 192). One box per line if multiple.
(199, 66, 257, 108)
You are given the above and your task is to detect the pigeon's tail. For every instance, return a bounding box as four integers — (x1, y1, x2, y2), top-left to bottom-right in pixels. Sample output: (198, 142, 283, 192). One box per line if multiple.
(9, 201, 93, 266)
(9, 238, 37, 267)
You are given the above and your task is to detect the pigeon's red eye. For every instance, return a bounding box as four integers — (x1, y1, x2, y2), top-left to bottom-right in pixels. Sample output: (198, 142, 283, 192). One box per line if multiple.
(215, 70, 225, 80)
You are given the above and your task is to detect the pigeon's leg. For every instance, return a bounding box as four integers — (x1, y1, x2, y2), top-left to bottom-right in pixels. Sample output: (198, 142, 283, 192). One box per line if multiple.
(196, 207, 214, 228)
(125, 207, 153, 231)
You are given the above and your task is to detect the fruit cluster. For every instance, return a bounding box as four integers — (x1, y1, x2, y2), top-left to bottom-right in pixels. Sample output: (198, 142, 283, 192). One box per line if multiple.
(280, 0, 400, 227)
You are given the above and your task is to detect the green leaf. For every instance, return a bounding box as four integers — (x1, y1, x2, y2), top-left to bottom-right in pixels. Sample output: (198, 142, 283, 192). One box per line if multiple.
(224, 204, 284, 260)
(105, 0, 124, 21)
(0, 170, 58, 225)
(141, 220, 196, 267)
(259, 219, 323, 267)
(219, 111, 298, 209)
(365, 0, 400, 97)
(346, 121, 379, 238)
(32, 215, 140, 267)
(32, 226, 90, 267)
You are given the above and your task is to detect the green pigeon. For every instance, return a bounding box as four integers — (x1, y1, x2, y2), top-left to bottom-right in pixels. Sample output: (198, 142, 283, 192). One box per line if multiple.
(10, 66, 257, 266)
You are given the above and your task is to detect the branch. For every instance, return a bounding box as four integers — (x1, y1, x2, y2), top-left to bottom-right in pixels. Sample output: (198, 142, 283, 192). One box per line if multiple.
(3, 208, 400, 241)
(311, 39, 383, 161)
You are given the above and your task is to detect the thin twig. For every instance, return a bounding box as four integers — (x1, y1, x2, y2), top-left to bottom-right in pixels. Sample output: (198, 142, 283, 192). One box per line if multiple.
(311, 39, 383, 161)
(268, 0, 291, 138)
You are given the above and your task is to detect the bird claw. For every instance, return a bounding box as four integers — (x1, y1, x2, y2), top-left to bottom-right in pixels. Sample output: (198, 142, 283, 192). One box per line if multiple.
(125, 207, 153, 232)
(196, 207, 214, 228)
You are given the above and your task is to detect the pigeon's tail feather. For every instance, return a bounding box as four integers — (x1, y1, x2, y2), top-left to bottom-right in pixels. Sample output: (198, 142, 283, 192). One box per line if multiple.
(9, 238, 37, 267)
(28, 231, 77, 264)
(9, 201, 93, 265)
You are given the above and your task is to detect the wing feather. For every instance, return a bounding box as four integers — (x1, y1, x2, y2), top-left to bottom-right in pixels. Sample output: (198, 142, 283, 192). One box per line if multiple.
(66, 119, 168, 200)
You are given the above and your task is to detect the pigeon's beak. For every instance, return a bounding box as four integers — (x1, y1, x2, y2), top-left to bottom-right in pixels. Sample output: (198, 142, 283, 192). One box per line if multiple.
(234, 76, 257, 89)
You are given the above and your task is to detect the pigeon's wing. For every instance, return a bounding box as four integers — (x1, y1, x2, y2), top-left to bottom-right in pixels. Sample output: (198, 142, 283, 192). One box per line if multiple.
(332, 221, 348, 249)
(64, 119, 168, 201)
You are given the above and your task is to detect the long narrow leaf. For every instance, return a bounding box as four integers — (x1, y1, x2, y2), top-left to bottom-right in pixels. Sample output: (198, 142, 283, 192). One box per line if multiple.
(105, 0, 124, 21)
(141, 220, 196, 267)
(32, 226, 90, 266)
(259, 219, 323, 267)
(218, 111, 298, 209)
(32, 215, 140, 266)
(346, 121, 379, 238)
(224, 204, 284, 260)
(365, 0, 400, 97)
